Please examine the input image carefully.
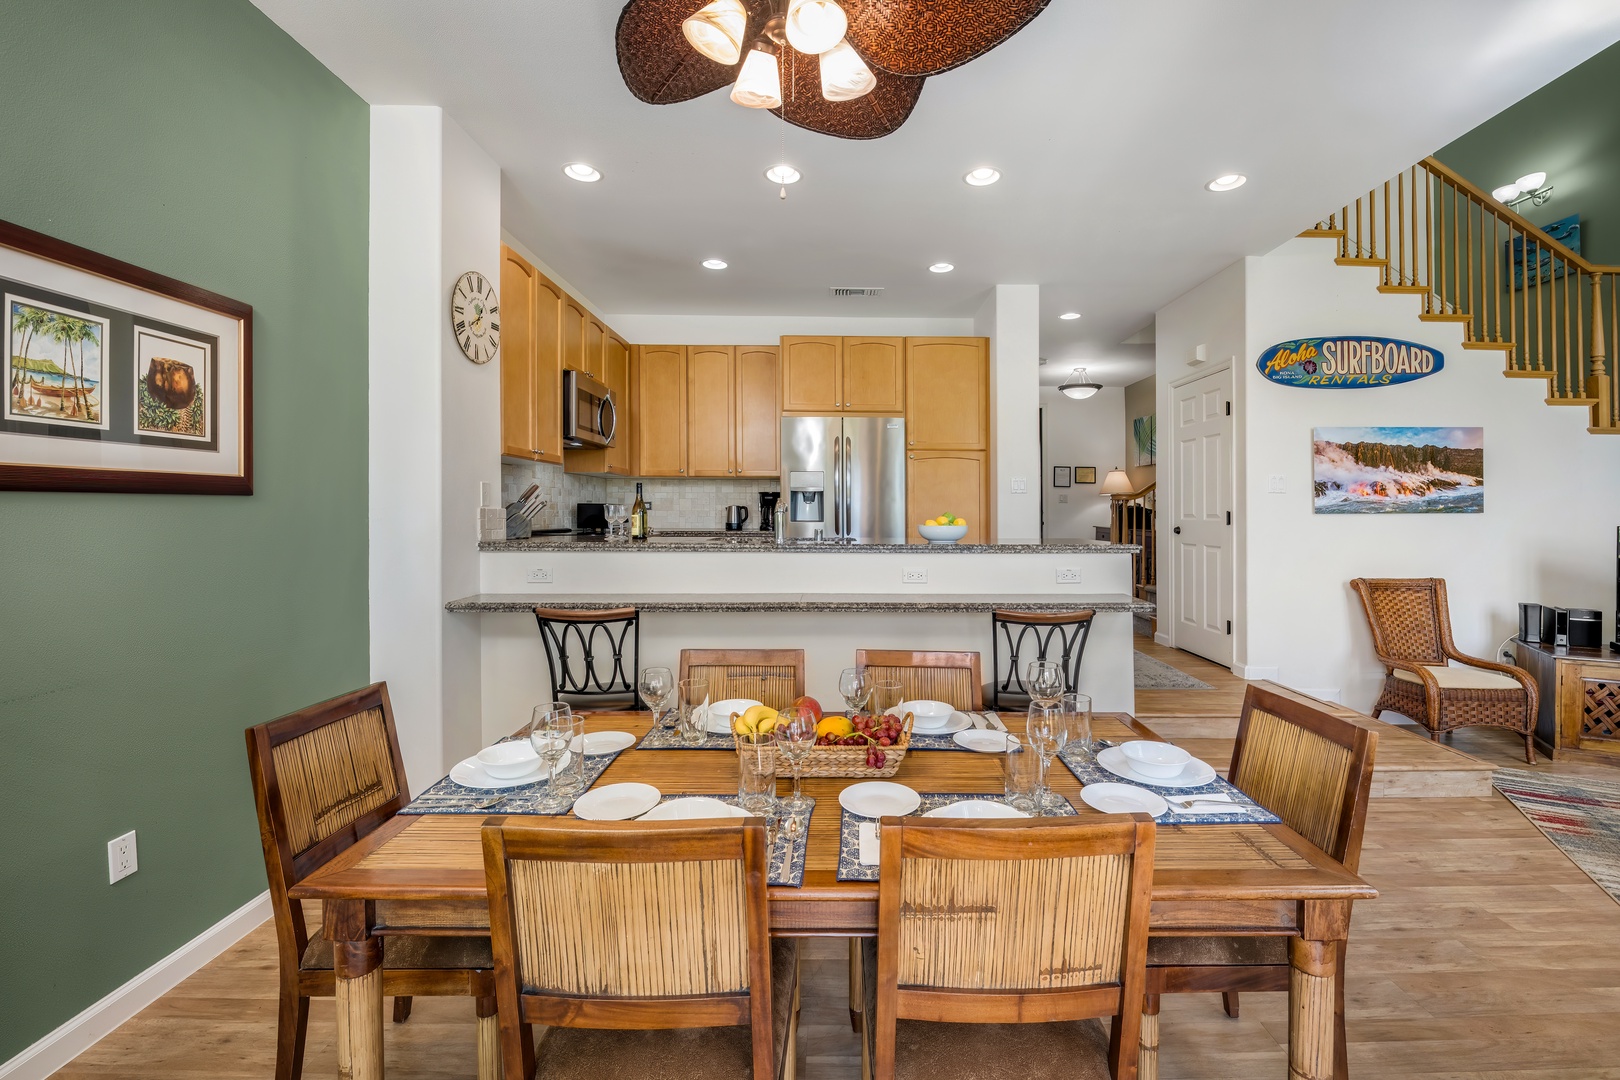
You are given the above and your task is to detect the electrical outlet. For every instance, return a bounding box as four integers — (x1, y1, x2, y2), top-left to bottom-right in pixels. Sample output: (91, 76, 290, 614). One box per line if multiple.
(902, 568, 927, 584)
(108, 831, 137, 884)
(1058, 493, 1068, 504)
(526, 567, 553, 584)
(1056, 568, 1082, 584)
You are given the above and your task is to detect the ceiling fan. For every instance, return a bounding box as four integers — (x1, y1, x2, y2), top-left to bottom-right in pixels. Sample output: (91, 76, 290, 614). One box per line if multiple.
(616, 0, 1051, 140)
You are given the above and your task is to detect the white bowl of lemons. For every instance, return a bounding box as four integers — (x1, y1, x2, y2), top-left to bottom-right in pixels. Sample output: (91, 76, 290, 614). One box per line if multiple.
(918, 513, 969, 544)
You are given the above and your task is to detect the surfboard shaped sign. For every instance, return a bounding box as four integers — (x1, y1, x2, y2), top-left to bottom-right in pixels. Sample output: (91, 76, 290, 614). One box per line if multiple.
(1257, 336, 1443, 388)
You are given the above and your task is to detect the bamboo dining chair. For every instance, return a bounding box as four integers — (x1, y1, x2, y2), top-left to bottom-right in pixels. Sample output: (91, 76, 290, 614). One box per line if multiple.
(680, 648, 806, 710)
(1351, 577, 1537, 762)
(244, 683, 499, 1080)
(533, 606, 642, 709)
(863, 814, 1157, 1080)
(1138, 683, 1377, 1080)
(482, 816, 801, 1080)
(854, 649, 984, 711)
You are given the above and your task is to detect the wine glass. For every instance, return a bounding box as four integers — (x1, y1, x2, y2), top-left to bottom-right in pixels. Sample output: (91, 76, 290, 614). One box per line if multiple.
(1026, 703, 1061, 815)
(1026, 660, 1064, 707)
(838, 667, 873, 716)
(528, 702, 574, 812)
(777, 705, 818, 814)
(639, 666, 674, 727)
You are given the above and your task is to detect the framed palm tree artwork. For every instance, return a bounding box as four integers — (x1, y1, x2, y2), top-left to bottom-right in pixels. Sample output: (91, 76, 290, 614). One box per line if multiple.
(1, 217, 251, 493)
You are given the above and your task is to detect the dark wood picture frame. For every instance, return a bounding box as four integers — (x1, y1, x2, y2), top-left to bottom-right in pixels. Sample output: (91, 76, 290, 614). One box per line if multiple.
(1052, 466, 1071, 488)
(0, 217, 252, 494)
(1075, 466, 1097, 484)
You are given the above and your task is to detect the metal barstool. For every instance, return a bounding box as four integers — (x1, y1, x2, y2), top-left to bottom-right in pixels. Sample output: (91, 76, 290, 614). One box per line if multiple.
(532, 606, 641, 708)
(990, 609, 1096, 708)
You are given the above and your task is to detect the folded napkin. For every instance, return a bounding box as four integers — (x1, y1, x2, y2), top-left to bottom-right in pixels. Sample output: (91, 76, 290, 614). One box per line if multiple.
(859, 823, 880, 866)
(984, 711, 1007, 732)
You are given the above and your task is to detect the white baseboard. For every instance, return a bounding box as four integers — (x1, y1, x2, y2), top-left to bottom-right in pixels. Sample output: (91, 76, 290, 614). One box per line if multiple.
(0, 891, 271, 1080)
(1153, 632, 1171, 647)
(1237, 665, 1279, 681)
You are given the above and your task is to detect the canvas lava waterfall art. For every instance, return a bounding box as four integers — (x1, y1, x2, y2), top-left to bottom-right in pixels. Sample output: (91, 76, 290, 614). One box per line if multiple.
(1312, 427, 1483, 514)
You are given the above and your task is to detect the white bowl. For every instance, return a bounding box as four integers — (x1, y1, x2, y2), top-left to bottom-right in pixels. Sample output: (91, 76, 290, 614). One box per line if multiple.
(918, 523, 969, 544)
(897, 699, 954, 729)
(475, 740, 541, 779)
(705, 698, 764, 734)
(1120, 740, 1192, 779)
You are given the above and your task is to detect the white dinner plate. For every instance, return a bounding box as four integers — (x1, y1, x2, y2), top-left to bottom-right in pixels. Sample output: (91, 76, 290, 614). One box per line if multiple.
(952, 729, 1018, 753)
(638, 796, 752, 820)
(1079, 782, 1169, 817)
(705, 699, 764, 735)
(1096, 745, 1216, 788)
(449, 750, 573, 790)
(571, 730, 636, 756)
(839, 781, 921, 819)
(923, 800, 1029, 819)
(886, 707, 973, 736)
(573, 782, 662, 821)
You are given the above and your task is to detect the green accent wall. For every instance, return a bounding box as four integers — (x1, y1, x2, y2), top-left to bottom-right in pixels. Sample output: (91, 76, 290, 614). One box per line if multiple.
(0, 1, 368, 1061)
(1437, 40, 1620, 265)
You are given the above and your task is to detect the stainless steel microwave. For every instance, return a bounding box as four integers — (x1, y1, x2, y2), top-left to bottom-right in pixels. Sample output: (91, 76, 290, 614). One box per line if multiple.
(562, 369, 617, 449)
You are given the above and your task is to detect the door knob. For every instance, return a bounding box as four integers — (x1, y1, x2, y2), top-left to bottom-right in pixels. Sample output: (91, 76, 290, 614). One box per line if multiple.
(1173, 526, 1182, 534)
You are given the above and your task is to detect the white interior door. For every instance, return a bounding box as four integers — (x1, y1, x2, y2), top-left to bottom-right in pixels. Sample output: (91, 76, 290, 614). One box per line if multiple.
(1171, 368, 1233, 666)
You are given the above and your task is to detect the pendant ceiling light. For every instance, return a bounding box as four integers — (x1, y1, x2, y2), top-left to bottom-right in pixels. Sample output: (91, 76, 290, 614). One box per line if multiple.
(1059, 367, 1102, 400)
(616, 0, 1051, 140)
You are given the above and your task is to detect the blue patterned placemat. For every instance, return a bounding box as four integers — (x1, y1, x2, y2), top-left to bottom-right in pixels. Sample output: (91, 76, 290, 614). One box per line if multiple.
(836, 792, 1079, 882)
(637, 725, 735, 750)
(1055, 745, 1281, 825)
(401, 750, 623, 816)
(640, 795, 813, 887)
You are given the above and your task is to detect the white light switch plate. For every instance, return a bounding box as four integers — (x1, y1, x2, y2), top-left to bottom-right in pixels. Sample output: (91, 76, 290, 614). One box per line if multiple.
(1267, 475, 1287, 494)
(108, 831, 137, 884)
(902, 568, 927, 584)
(526, 567, 553, 583)
(1056, 568, 1082, 584)
(1011, 477, 1027, 494)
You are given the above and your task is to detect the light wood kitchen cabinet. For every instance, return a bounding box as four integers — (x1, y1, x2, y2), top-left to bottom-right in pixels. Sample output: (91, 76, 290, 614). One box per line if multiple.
(565, 327, 633, 476)
(842, 337, 905, 413)
(906, 450, 987, 545)
(781, 336, 842, 413)
(584, 317, 605, 380)
(686, 346, 735, 477)
(561, 298, 588, 375)
(905, 337, 988, 450)
(635, 345, 688, 476)
(734, 346, 780, 477)
(498, 245, 563, 462)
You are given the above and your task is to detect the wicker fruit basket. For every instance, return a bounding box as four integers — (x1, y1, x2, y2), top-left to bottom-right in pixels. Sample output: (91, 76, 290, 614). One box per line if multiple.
(734, 712, 915, 779)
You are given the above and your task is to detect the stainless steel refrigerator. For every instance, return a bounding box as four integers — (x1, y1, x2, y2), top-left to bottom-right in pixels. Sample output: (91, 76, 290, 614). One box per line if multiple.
(779, 416, 906, 543)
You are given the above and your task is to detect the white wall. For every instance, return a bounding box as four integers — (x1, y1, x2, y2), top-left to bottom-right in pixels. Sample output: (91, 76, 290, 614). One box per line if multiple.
(977, 285, 1042, 543)
(1041, 386, 1125, 539)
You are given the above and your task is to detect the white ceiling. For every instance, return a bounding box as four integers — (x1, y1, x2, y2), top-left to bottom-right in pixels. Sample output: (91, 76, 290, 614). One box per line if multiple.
(253, 0, 1620, 384)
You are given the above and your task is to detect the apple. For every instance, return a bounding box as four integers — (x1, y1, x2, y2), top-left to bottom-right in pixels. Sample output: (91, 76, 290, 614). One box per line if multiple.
(792, 695, 823, 722)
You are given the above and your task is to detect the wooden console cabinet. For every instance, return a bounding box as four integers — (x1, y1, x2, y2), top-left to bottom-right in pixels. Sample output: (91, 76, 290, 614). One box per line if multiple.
(1514, 640, 1620, 761)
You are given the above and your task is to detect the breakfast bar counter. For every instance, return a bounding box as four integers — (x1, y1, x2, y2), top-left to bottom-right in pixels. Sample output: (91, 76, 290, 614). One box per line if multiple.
(448, 591, 1150, 613)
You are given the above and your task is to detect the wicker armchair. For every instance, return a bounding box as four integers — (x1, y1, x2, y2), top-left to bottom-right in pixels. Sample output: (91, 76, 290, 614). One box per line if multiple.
(1351, 577, 1537, 763)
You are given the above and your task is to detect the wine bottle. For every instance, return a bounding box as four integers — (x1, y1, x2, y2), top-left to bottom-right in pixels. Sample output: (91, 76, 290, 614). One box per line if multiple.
(630, 483, 648, 541)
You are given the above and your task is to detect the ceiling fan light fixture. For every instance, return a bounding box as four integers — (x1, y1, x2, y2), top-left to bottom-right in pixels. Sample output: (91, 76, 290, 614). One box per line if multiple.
(1059, 367, 1101, 399)
(765, 163, 801, 185)
(681, 0, 748, 65)
(818, 38, 876, 101)
(730, 45, 783, 109)
(785, 0, 848, 55)
(964, 167, 1001, 187)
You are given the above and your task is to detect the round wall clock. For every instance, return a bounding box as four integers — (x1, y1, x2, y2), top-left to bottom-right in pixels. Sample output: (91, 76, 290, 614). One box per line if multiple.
(451, 271, 499, 364)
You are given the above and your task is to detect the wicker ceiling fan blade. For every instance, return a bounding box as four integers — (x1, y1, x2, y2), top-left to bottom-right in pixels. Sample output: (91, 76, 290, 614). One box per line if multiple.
(770, 50, 924, 140)
(841, 0, 1052, 77)
(616, 0, 770, 104)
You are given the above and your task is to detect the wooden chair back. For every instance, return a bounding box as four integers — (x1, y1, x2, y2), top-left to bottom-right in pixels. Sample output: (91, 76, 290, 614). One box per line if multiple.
(532, 606, 641, 706)
(1350, 577, 1453, 666)
(244, 684, 410, 979)
(855, 649, 984, 711)
(1229, 683, 1378, 871)
(482, 818, 776, 1080)
(873, 815, 1156, 1080)
(680, 648, 806, 711)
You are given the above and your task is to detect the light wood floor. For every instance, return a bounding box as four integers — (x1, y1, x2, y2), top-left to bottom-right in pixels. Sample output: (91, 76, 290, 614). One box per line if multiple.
(51, 641, 1620, 1079)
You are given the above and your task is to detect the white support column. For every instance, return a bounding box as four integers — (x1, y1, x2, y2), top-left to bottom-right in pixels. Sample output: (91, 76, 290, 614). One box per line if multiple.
(976, 284, 1042, 543)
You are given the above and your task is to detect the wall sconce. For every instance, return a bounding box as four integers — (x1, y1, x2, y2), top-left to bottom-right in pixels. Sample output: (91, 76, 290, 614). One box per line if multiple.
(1491, 171, 1552, 211)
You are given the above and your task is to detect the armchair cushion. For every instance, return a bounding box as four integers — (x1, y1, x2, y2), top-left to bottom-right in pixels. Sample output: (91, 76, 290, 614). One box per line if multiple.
(1392, 664, 1521, 691)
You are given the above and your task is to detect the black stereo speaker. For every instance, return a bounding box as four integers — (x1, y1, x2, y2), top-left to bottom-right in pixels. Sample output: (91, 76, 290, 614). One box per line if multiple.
(1569, 608, 1603, 650)
(1519, 603, 1543, 645)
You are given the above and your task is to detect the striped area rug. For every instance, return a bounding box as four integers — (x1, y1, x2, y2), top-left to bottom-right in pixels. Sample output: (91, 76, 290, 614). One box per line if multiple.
(1493, 768, 1620, 903)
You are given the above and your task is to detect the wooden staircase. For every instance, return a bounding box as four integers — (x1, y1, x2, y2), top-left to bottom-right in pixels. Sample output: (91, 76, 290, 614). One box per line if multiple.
(1302, 156, 1618, 434)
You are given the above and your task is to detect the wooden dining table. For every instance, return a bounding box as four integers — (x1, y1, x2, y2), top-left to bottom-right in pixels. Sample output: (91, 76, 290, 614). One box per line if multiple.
(291, 711, 1375, 1080)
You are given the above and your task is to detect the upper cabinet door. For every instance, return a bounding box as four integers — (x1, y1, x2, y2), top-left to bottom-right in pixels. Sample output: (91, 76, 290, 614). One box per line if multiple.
(905, 338, 989, 450)
(584, 316, 605, 380)
(498, 248, 536, 460)
(686, 346, 736, 477)
(603, 333, 632, 475)
(842, 337, 905, 414)
(734, 346, 780, 477)
(635, 346, 687, 476)
(780, 336, 842, 413)
(531, 270, 565, 462)
(561, 298, 587, 373)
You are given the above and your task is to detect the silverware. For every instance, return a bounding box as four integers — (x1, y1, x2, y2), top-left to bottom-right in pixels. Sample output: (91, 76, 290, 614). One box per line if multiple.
(985, 711, 1008, 732)
(968, 712, 987, 730)
(1171, 797, 1250, 812)
(778, 814, 800, 879)
(475, 795, 507, 810)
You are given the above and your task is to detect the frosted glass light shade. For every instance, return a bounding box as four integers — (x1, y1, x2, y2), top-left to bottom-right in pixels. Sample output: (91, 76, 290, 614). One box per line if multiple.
(818, 38, 875, 101)
(786, 0, 848, 55)
(1516, 171, 1548, 192)
(682, 0, 747, 65)
(731, 47, 783, 109)
(1492, 183, 1521, 203)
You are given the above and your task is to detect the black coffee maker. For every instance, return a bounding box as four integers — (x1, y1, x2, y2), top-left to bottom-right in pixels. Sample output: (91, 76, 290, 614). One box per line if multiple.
(758, 490, 780, 532)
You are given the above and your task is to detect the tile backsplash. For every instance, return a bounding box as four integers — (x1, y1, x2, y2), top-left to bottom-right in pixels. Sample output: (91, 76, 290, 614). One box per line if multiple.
(502, 461, 780, 533)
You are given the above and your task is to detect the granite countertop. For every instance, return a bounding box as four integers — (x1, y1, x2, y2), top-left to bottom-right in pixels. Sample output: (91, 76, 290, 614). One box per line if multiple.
(480, 532, 1138, 555)
(446, 592, 1154, 614)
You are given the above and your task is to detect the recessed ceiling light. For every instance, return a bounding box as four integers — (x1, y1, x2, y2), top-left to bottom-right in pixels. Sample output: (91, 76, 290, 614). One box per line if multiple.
(765, 164, 801, 185)
(1205, 173, 1246, 192)
(702, 258, 728, 270)
(1059, 312, 1082, 320)
(964, 167, 1001, 187)
(563, 162, 602, 183)
(929, 262, 955, 273)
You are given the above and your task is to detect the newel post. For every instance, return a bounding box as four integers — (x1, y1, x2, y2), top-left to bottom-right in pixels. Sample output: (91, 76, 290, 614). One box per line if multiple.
(1590, 271, 1612, 428)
